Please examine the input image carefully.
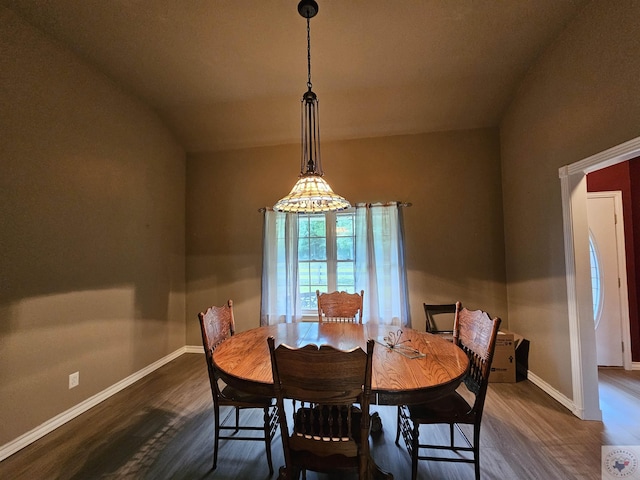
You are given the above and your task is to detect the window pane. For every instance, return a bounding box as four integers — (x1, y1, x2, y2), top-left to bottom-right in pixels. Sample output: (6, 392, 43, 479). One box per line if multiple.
(336, 237, 354, 261)
(337, 262, 355, 292)
(299, 287, 316, 309)
(298, 237, 309, 261)
(299, 262, 311, 285)
(336, 214, 354, 236)
(309, 216, 326, 237)
(298, 217, 310, 237)
(310, 262, 327, 285)
(589, 234, 603, 327)
(313, 285, 327, 295)
(310, 237, 326, 260)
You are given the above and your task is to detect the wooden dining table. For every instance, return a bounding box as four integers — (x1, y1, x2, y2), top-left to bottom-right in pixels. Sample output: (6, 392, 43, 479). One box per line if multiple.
(213, 322, 469, 405)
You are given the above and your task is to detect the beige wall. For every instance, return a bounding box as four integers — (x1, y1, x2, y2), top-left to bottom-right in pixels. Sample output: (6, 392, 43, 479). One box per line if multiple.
(186, 129, 507, 343)
(0, 7, 186, 445)
(500, 0, 640, 398)
(8, 0, 637, 456)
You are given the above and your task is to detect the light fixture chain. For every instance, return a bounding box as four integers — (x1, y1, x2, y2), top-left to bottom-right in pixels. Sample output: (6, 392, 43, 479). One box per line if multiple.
(307, 16, 312, 89)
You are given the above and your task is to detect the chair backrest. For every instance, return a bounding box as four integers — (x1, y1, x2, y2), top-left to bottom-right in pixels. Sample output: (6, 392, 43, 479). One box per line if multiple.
(198, 300, 235, 401)
(268, 337, 374, 469)
(316, 290, 364, 323)
(453, 307, 501, 416)
(423, 302, 461, 334)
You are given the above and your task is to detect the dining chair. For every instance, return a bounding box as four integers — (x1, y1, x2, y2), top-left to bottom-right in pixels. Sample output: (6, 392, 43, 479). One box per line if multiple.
(267, 337, 393, 480)
(316, 289, 365, 323)
(396, 307, 501, 480)
(198, 300, 278, 474)
(423, 302, 461, 341)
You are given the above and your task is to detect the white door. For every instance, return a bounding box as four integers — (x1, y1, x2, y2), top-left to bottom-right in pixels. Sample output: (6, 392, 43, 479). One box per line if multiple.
(587, 192, 631, 368)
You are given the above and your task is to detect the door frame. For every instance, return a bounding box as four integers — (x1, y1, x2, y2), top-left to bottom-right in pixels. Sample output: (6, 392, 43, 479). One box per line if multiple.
(587, 190, 632, 370)
(559, 135, 640, 420)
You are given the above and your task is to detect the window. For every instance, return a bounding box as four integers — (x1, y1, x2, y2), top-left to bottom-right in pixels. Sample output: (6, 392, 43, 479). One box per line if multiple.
(261, 202, 410, 326)
(589, 232, 603, 327)
(298, 212, 356, 312)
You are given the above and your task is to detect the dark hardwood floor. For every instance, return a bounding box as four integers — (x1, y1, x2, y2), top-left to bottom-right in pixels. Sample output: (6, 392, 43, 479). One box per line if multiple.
(1, 354, 638, 480)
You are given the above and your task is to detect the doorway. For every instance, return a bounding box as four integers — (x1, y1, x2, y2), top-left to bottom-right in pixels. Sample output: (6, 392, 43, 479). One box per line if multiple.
(586, 191, 631, 369)
(559, 135, 640, 420)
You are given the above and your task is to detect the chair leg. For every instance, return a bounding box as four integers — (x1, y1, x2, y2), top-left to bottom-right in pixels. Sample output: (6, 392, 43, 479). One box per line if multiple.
(473, 425, 481, 480)
(450, 422, 455, 448)
(263, 406, 274, 475)
(234, 406, 240, 433)
(396, 405, 418, 479)
(277, 466, 301, 480)
(213, 404, 220, 470)
(411, 422, 419, 480)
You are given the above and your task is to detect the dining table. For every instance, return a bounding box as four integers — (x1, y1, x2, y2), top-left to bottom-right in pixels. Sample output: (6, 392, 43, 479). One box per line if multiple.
(213, 322, 469, 405)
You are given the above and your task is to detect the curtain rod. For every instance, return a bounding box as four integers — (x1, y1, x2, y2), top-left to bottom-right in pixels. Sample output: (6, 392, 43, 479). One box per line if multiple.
(258, 202, 412, 213)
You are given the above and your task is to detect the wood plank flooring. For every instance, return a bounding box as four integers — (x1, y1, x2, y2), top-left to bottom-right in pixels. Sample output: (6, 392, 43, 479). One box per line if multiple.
(1, 354, 638, 480)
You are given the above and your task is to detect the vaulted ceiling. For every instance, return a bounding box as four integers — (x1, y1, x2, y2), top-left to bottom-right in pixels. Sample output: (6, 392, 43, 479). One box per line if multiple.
(3, 0, 589, 152)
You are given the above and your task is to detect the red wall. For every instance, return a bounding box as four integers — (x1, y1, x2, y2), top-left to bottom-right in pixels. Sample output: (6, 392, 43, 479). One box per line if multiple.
(629, 159, 640, 362)
(587, 158, 639, 362)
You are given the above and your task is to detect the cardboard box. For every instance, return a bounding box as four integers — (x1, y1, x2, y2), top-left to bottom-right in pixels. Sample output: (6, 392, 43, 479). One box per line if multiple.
(515, 337, 530, 381)
(489, 330, 525, 383)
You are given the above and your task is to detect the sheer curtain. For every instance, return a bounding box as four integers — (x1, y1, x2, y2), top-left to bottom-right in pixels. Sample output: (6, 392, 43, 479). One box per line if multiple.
(260, 210, 302, 325)
(261, 202, 410, 326)
(354, 202, 409, 326)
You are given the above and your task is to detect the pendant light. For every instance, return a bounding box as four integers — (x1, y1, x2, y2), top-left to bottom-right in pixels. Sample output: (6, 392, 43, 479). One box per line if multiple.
(273, 0, 351, 213)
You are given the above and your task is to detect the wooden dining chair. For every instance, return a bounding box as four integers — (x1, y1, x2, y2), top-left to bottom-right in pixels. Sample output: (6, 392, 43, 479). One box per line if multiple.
(198, 300, 278, 474)
(396, 307, 501, 480)
(423, 302, 461, 341)
(316, 289, 365, 323)
(268, 337, 392, 480)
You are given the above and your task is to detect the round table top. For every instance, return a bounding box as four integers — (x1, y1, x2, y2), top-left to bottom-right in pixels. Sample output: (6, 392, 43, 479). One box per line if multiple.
(213, 322, 469, 405)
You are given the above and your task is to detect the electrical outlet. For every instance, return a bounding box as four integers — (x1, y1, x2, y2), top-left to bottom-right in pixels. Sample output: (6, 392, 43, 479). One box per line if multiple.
(69, 371, 79, 389)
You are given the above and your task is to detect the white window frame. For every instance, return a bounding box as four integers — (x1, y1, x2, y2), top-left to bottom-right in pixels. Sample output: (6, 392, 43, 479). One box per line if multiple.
(297, 211, 356, 316)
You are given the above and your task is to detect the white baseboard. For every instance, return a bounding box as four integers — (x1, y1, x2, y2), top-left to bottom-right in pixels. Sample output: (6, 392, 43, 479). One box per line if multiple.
(526, 370, 583, 418)
(529, 364, 640, 418)
(185, 345, 204, 354)
(0, 346, 192, 462)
